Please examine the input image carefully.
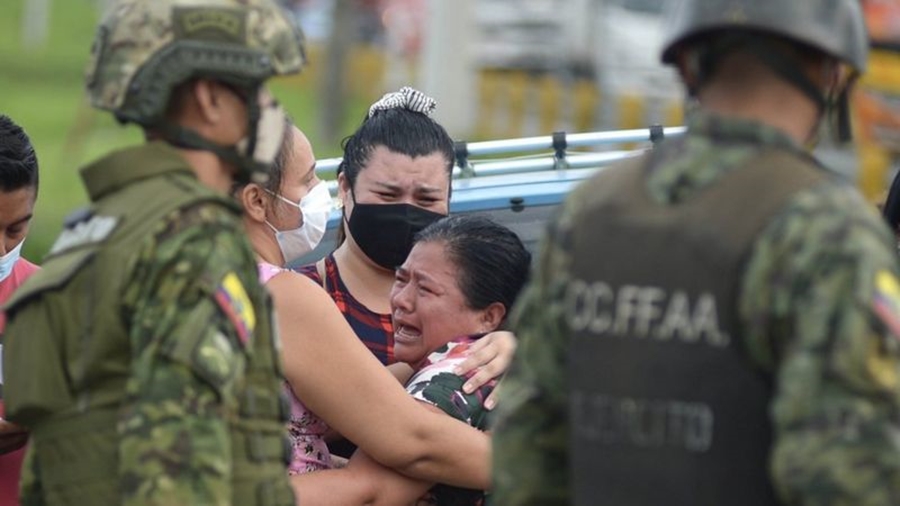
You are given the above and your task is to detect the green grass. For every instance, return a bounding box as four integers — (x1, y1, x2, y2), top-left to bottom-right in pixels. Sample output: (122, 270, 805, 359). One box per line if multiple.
(2, 0, 374, 260)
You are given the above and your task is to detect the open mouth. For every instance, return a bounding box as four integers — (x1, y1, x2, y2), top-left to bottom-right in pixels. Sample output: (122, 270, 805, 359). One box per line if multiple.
(394, 323, 422, 344)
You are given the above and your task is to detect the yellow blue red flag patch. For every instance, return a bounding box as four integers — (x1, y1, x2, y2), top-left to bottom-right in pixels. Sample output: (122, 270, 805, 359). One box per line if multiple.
(214, 272, 256, 346)
(873, 270, 900, 340)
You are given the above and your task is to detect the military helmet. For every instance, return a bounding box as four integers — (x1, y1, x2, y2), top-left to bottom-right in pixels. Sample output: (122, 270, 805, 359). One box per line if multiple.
(85, 0, 307, 125)
(661, 0, 868, 72)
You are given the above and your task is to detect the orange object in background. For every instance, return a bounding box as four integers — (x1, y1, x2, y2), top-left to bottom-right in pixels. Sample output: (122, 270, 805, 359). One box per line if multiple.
(854, 0, 900, 202)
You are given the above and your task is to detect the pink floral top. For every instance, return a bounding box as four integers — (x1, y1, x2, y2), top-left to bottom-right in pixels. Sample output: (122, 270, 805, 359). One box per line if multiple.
(258, 261, 332, 474)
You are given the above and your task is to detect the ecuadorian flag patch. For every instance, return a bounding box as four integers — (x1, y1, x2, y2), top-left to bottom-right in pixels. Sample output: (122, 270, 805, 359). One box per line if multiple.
(214, 272, 256, 346)
(873, 270, 900, 339)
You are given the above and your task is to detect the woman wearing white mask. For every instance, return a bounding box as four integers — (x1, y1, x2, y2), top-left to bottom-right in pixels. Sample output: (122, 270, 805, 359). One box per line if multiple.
(236, 122, 501, 489)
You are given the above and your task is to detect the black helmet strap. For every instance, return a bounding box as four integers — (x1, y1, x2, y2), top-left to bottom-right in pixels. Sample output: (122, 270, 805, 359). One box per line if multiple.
(152, 82, 270, 186)
(696, 35, 827, 113)
(693, 35, 859, 142)
(157, 122, 253, 185)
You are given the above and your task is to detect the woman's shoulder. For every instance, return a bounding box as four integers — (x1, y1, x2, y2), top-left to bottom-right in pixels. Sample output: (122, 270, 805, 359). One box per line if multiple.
(266, 267, 331, 304)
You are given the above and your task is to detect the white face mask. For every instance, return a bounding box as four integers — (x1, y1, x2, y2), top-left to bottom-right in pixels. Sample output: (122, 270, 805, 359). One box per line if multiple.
(0, 241, 24, 283)
(265, 181, 333, 264)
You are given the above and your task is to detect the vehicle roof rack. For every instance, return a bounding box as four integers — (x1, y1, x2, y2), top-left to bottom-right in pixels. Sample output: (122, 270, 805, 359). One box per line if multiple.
(315, 124, 686, 188)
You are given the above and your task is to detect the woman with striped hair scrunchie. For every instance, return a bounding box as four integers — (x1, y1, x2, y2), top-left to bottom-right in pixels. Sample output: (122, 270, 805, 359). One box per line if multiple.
(293, 86, 518, 456)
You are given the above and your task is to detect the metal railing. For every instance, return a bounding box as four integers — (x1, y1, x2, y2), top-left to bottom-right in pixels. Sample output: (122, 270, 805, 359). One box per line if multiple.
(316, 125, 686, 192)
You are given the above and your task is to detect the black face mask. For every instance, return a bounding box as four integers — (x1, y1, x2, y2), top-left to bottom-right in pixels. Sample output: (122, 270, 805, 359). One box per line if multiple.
(347, 202, 445, 270)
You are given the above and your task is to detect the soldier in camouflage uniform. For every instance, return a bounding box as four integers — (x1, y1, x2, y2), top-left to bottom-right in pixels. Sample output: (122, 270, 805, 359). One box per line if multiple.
(1, 1, 305, 505)
(493, 1, 900, 505)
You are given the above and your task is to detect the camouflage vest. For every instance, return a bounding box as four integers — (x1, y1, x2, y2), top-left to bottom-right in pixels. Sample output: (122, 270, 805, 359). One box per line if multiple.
(2, 143, 292, 505)
(566, 149, 826, 505)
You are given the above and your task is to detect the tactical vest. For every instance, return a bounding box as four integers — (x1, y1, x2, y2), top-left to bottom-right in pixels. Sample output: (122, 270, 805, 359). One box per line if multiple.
(3, 148, 292, 505)
(566, 148, 827, 506)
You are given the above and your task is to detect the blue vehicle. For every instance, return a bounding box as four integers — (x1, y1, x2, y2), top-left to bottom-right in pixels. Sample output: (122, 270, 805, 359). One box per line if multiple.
(288, 125, 685, 268)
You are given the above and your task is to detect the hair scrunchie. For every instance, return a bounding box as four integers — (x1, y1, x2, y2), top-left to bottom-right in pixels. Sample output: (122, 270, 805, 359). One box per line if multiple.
(367, 86, 437, 119)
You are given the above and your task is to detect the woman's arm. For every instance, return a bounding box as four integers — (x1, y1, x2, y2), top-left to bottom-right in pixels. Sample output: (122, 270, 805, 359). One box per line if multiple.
(293, 403, 454, 506)
(268, 272, 491, 489)
(387, 362, 415, 384)
(292, 443, 434, 506)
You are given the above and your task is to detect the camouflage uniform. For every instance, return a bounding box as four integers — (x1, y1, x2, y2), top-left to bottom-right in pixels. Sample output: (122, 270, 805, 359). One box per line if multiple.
(3, 143, 293, 506)
(493, 112, 900, 505)
(1, 1, 305, 504)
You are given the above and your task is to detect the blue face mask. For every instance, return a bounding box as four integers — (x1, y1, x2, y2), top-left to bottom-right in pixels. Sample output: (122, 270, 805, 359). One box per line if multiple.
(0, 241, 24, 283)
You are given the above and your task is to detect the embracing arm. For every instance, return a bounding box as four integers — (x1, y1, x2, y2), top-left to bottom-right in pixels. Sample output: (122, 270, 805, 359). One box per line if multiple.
(741, 186, 900, 504)
(453, 330, 518, 409)
(268, 272, 490, 489)
(290, 405, 447, 506)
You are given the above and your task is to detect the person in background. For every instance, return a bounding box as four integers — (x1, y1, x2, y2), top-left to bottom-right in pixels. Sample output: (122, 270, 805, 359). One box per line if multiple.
(296, 86, 516, 458)
(1, 1, 306, 504)
(292, 215, 531, 506)
(0, 114, 41, 506)
(493, 0, 900, 505)
(236, 122, 506, 488)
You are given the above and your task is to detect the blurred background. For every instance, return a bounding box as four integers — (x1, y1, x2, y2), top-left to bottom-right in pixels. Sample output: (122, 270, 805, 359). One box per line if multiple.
(3, 0, 899, 261)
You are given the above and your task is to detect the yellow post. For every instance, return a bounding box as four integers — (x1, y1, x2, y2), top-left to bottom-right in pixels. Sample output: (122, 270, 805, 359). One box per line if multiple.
(619, 93, 646, 149)
(507, 70, 530, 138)
(664, 99, 684, 128)
(853, 49, 900, 202)
(476, 69, 503, 139)
(349, 44, 386, 104)
(573, 79, 600, 132)
(538, 73, 563, 134)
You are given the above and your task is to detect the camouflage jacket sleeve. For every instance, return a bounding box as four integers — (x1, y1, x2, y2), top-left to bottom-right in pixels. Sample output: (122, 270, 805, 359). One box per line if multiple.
(741, 183, 900, 505)
(492, 203, 577, 505)
(117, 203, 254, 506)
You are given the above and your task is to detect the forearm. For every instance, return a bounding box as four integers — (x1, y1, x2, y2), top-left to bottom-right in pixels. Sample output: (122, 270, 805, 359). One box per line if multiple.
(291, 451, 433, 506)
(382, 408, 491, 490)
(291, 467, 377, 506)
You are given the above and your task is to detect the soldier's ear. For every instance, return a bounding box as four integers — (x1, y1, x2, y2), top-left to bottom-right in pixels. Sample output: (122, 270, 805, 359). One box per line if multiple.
(239, 183, 268, 222)
(191, 80, 220, 125)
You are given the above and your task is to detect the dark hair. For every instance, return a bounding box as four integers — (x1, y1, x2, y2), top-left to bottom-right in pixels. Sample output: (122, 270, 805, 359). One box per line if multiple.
(414, 215, 531, 321)
(0, 115, 39, 194)
(338, 108, 455, 190)
(335, 107, 455, 245)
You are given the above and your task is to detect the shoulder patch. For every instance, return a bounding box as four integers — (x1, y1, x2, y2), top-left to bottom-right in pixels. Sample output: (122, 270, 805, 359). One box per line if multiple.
(873, 270, 900, 339)
(214, 272, 256, 346)
(48, 213, 119, 256)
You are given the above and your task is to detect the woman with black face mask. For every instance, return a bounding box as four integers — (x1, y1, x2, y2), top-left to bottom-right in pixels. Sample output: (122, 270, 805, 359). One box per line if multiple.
(294, 88, 517, 456)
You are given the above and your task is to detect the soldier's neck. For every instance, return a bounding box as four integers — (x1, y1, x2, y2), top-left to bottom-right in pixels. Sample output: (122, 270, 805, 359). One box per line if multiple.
(699, 82, 820, 146)
(177, 149, 235, 194)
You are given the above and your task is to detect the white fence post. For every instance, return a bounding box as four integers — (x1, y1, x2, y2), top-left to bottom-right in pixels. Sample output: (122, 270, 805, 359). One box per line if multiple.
(22, 0, 51, 49)
(417, 0, 476, 137)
